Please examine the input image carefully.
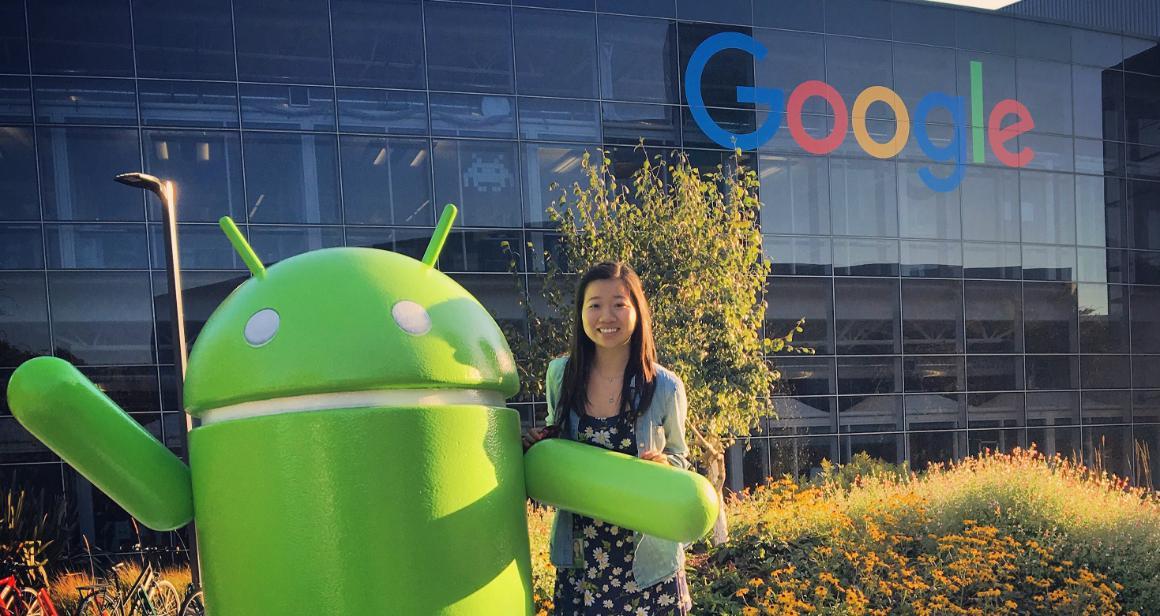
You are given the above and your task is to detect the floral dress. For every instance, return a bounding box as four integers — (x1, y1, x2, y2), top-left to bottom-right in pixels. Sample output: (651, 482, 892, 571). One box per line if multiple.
(554, 411, 690, 616)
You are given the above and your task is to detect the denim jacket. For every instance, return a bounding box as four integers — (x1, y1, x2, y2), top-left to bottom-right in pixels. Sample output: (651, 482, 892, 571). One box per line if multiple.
(544, 356, 691, 588)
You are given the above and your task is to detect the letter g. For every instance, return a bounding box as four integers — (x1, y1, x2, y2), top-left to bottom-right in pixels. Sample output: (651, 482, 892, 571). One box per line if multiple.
(685, 32, 784, 151)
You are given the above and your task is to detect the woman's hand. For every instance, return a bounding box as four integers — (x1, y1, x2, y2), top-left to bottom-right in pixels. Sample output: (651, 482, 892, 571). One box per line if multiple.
(521, 425, 558, 451)
(639, 450, 670, 466)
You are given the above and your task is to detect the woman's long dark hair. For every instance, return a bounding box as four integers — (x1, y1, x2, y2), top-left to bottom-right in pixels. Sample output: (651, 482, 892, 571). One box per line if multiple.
(556, 262, 657, 426)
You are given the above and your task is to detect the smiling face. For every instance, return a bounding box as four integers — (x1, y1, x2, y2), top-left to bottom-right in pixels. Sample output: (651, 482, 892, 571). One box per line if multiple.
(182, 247, 519, 421)
(580, 278, 638, 351)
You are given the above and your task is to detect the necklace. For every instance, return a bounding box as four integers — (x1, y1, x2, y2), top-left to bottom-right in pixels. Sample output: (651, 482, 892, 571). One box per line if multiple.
(595, 370, 621, 405)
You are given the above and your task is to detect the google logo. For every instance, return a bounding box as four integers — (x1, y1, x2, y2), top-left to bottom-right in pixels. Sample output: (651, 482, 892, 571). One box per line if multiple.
(686, 32, 1037, 193)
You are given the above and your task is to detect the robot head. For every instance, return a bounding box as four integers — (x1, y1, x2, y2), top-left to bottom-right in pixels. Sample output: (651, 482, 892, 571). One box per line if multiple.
(182, 206, 519, 422)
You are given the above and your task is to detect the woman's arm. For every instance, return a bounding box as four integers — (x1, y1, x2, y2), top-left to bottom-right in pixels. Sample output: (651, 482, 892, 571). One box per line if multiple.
(661, 376, 691, 470)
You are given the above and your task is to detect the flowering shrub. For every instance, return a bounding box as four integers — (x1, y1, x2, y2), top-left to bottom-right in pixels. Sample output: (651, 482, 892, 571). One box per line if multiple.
(529, 448, 1160, 614)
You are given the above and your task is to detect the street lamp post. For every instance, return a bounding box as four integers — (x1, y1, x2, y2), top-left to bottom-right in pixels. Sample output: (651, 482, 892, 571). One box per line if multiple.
(114, 172, 201, 587)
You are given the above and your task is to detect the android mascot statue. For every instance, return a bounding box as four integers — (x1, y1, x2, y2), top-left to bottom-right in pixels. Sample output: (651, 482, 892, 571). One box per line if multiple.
(6, 205, 718, 615)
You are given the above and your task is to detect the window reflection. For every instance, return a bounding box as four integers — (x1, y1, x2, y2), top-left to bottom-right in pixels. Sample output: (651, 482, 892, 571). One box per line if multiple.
(677, 23, 754, 109)
(0, 127, 40, 221)
(0, 77, 32, 124)
(39, 127, 143, 222)
(28, 0, 133, 77)
(1082, 391, 1131, 425)
(962, 166, 1019, 242)
(830, 159, 897, 238)
(902, 279, 963, 354)
(340, 136, 432, 226)
(148, 224, 246, 271)
(898, 163, 960, 240)
(760, 155, 829, 235)
(47, 271, 155, 365)
(425, 3, 514, 94)
(233, 0, 333, 84)
(242, 132, 341, 224)
(1079, 283, 1130, 353)
(601, 102, 679, 146)
(0, 273, 51, 368)
(769, 397, 835, 435)
(841, 432, 904, 464)
(247, 226, 343, 265)
(337, 88, 427, 136)
(332, 0, 425, 89)
(1024, 282, 1078, 353)
(522, 144, 599, 228)
(754, 30, 825, 113)
(767, 436, 838, 482)
(518, 98, 601, 143)
(909, 430, 966, 471)
(0, 225, 43, 270)
(838, 356, 901, 395)
(768, 276, 833, 354)
(439, 229, 522, 273)
(1082, 355, 1131, 390)
(240, 84, 336, 132)
(433, 139, 521, 228)
(1015, 59, 1072, 136)
(514, 9, 597, 99)
(900, 240, 961, 278)
(132, 0, 235, 80)
(599, 15, 678, 104)
(839, 394, 902, 433)
(45, 224, 148, 269)
(143, 130, 245, 223)
(834, 278, 900, 355)
(139, 81, 239, 129)
(430, 93, 516, 139)
(907, 394, 966, 432)
(833, 238, 898, 277)
(765, 235, 832, 276)
(905, 357, 964, 394)
(772, 357, 835, 397)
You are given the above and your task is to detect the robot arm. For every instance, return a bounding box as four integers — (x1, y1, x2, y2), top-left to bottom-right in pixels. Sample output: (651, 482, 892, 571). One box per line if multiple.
(7, 357, 193, 530)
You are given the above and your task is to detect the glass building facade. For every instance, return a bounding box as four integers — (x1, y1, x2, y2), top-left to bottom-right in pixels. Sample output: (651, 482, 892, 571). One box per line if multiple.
(0, 0, 1158, 548)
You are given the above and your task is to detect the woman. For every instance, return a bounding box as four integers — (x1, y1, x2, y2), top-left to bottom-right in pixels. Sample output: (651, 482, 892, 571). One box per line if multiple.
(524, 261, 692, 615)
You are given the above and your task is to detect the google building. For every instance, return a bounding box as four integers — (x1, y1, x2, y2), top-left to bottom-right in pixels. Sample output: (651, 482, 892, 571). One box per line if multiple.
(0, 0, 1158, 550)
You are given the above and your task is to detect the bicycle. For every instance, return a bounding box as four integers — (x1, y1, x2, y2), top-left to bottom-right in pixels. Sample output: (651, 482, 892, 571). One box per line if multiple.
(177, 585, 202, 616)
(0, 574, 57, 616)
(74, 562, 179, 616)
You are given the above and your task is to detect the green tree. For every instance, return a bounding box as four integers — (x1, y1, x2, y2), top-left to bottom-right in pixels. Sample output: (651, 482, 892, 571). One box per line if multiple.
(509, 148, 808, 527)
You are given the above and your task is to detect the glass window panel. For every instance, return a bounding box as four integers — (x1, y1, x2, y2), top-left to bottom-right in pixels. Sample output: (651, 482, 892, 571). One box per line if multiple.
(1071, 30, 1123, 68)
(1022, 245, 1075, 282)
(39, 127, 143, 222)
(829, 159, 897, 238)
(967, 355, 1024, 392)
(233, 0, 332, 84)
(78, 365, 160, 413)
(433, 139, 521, 228)
(601, 102, 679, 146)
(901, 279, 963, 354)
(0, 225, 44, 269)
(345, 226, 431, 261)
(825, 0, 889, 39)
(1127, 143, 1160, 182)
(514, 9, 597, 98)
(247, 226, 343, 265)
(448, 274, 526, 333)
(837, 356, 900, 395)
(1124, 38, 1160, 76)
(968, 427, 1025, 455)
(772, 356, 835, 397)
(1082, 355, 1131, 390)
(768, 396, 834, 437)
(340, 136, 432, 226)
(1073, 67, 1124, 142)
(955, 12, 1014, 55)
(890, 3, 954, 47)
(825, 37, 892, 110)
(1082, 391, 1130, 425)
(1018, 133, 1074, 173)
(1133, 359, 1160, 395)
(768, 276, 833, 354)
(1020, 171, 1075, 245)
(754, 30, 825, 115)
(1132, 286, 1160, 352)
(967, 392, 1023, 429)
(677, 0, 749, 25)
(48, 271, 154, 365)
(1132, 426, 1160, 485)
(1024, 281, 1078, 354)
(1076, 175, 1117, 247)
(33, 77, 136, 126)
(0, 2, 28, 74)
(1015, 20, 1070, 62)
(336, 88, 427, 136)
(139, 81, 239, 129)
(131, 0, 235, 80)
(1079, 283, 1130, 354)
(839, 395, 902, 434)
(0, 419, 56, 463)
(758, 111, 828, 154)
(143, 130, 245, 223)
(239, 84, 335, 132)
(765, 235, 832, 276)
(677, 23, 754, 109)
(735, 437, 769, 487)
(1133, 250, 1160, 285)
(598, 15, 678, 104)
(1073, 137, 1113, 176)
(1083, 425, 1132, 480)
(834, 277, 900, 355)
(760, 155, 828, 235)
(893, 44, 957, 116)
(1027, 391, 1079, 426)
(681, 106, 756, 149)
(44, 224, 148, 269)
(841, 431, 905, 463)
(906, 393, 965, 433)
(522, 143, 599, 228)
(0, 77, 32, 124)
(833, 238, 898, 277)
(962, 167, 1019, 242)
(148, 223, 247, 271)
(909, 429, 966, 471)
(518, 97, 600, 143)
(1015, 59, 1072, 136)
(0, 273, 51, 368)
(766, 436, 838, 481)
(753, 0, 820, 31)
(1025, 355, 1079, 390)
(965, 280, 1022, 353)
(905, 356, 963, 394)
(28, 0, 133, 77)
(963, 242, 1020, 280)
(438, 229, 521, 273)
(1130, 180, 1160, 250)
(243, 133, 341, 224)
(1125, 73, 1160, 148)
(898, 163, 960, 240)
(956, 51, 1016, 165)
(425, 3, 513, 94)
(900, 240, 961, 278)
(517, 0, 592, 9)
(332, 0, 425, 89)
(1078, 248, 1127, 284)
(430, 93, 516, 139)
(0, 127, 41, 221)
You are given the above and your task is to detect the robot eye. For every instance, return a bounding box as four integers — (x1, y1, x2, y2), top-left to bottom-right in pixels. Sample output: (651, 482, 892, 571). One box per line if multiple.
(244, 308, 280, 347)
(392, 300, 431, 336)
